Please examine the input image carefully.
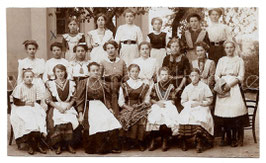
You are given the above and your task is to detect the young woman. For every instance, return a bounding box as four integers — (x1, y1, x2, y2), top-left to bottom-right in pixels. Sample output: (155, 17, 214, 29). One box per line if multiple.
(115, 9, 143, 66)
(43, 42, 70, 82)
(46, 64, 79, 154)
(10, 69, 47, 155)
(207, 8, 231, 64)
(87, 13, 113, 63)
(192, 41, 215, 90)
(181, 13, 210, 64)
(17, 40, 46, 94)
(69, 43, 90, 82)
(162, 38, 191, 112)
(62, 16, 86, 61)
(100, 40, 128, 117)
(75, 62, 122, 154)
(146, 67, 180, 152)
(118, 64, 150, 151)
(179, 68, 214, 153)
(214, 40, 249, 147)
(132, 41, 157, 86)
(147, 17, 168, 71)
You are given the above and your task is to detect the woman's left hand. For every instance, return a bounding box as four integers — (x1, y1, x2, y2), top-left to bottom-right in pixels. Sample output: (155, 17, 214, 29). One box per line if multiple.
(223, 84, 231, 92)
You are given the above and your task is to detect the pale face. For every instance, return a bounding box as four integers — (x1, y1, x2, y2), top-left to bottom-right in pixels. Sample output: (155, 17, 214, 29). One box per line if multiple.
(76, 46, 86, 61)
(196, 46, 206, 60)
(26, 44, 37, 58)
(152, 19, 162, 32)
(159, 70, 169, 83)
(224, 42, 235, 57)
(125, 12, 135, 25)
(210, 10, 220, 22)
(170, 42, 180, 55)
(106, 44, 117, 57)
(189, 17, 200, 30)
(97, 16, 106, 28)
(190, 71, 200, 85)
(52, 46, 62, 59)
(89, 65, 100, 77)
(55, 68, 66, 80)
(129, 67, 140, 80)
(23, 71, 34, 85)
(68, 20, 78, 33)
(139, 44, 150, 58)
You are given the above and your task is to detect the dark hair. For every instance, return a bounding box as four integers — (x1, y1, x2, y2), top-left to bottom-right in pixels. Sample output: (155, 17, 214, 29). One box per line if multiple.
(158, 66, 170, 75)
(138, 41, 151, 51)
(94, 13, 107, 29)
(208, 8, 223, 17)
(23, 40, 39, 49)
(128, 64, 140, 72)
(67, 16, 79, 26)
(191, 68, 201, 75)
(123, 8, 136, 17)
(73, 42, 89, 52)
(187, 13, 201, 22)
(194, 41, 210, 51)
(22, 69, 34, 79)
(88, 62, 100, 72)
(103, 40, 119, 51)
(50, 42, 63, 51)
(151, 17, 163, 25)
(53, 64, 68, 79)
(167, 37, 181, 48)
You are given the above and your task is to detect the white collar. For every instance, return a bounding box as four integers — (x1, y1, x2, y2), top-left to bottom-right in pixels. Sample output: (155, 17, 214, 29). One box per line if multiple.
(127, 78, 143, 89)
(105, 57, 120, 63)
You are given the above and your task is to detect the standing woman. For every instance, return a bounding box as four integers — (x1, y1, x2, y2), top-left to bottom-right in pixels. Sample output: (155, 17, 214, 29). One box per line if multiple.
(75, 62, 122, 154)
(132, 41, 157, 86)
(147, 17, 169, 71)
(207, 8, 231, 64)
(115, 9, 143, 66)
(69, 43, 90, 83)
(192, 41, 215, 90)
(45, 64, 79, 154)
(17, 40, 46, 103)
(162, 38, 191, 112)
(87, 13, 113, 63)
(100, 40, 128, 117)
(62, 16, 86, 61)
(10, 69, 47, 155)
(118, 64, 151, 151)
(214, 40, 249, 147)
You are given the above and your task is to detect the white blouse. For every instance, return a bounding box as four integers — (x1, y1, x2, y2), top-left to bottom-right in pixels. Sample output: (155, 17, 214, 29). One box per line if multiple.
(115, 24, 143, 44)
(69, 60, 90, 78)
(87, 29, 113, 47)
(206, 22, 231, 42)
(132, 57, 156, 80)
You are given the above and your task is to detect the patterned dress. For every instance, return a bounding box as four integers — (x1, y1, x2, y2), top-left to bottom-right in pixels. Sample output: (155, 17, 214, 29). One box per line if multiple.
(118, 78, 150, 141)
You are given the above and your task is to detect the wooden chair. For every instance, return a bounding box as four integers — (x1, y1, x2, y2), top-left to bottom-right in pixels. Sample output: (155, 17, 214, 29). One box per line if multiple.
(7, 75, 16, 146)
(242, 88, 259, 143)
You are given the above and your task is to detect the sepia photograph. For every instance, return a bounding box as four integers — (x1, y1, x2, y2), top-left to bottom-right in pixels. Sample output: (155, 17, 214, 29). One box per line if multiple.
(5, 5, 259, 158)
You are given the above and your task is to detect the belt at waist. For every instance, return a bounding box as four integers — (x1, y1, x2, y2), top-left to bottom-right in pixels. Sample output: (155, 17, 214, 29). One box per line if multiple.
(121, 40, 137, 45)
(73, 76, 88, 81)
(151, 46, 165, 49)
(210, 41, 225, 46)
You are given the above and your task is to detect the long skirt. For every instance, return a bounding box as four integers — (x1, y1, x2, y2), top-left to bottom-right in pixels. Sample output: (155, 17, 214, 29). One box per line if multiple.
(146, 101, 180, 135)
(90, 46, 108, 64)
(150, 48, 166, 72)
(119, 44, 139, 66)
(10, 103, 47, 141)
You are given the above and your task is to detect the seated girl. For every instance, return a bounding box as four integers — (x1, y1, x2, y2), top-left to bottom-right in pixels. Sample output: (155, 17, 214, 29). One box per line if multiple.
(179, 68, 214, 153)
(10, 68, 47, 155)
(146, 67, 180, 151)
(45, 64, 79, 154)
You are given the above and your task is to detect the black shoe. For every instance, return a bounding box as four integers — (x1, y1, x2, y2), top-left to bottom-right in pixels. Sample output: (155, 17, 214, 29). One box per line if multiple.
(148, 138, 156, 151)
(37, 146, 47, 154)
(162, 138, 169, 152)
(139, 145, 146, 151)
(28, 146, 35, 155)
(181, 140, 188, 151)
(68, 144, 76, 154)
(196, 139, 203, 153)
(55, 146, 62, 155)
(231, 140, 238, 147)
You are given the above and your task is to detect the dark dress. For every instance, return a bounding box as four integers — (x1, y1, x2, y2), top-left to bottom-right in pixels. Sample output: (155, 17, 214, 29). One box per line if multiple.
(162, 54, 191, 112)
(119, 82, 150, 141)
(148, 32, 167, 49)
(75, 78, 120, 154)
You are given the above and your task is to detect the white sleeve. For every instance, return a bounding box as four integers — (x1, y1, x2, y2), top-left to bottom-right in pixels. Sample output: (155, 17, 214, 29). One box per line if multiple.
(115, 26, 122, 43)
(136, 27, 143, 44)
(118, 86, 125, 107)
